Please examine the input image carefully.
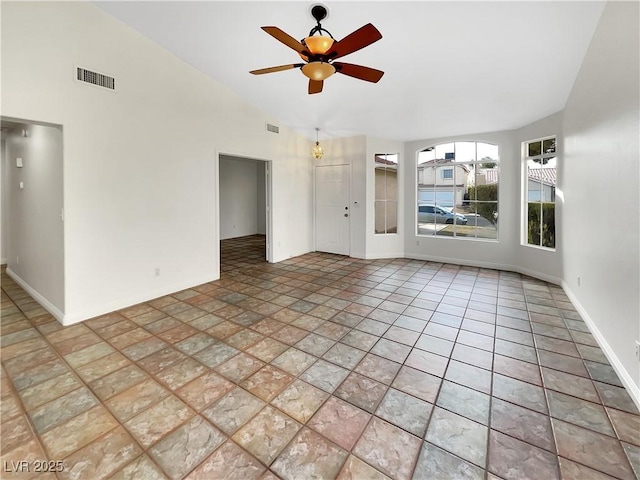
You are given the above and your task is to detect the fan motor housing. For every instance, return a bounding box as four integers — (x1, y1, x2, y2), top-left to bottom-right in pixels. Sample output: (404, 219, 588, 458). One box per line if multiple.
(310, 4, 329, 22)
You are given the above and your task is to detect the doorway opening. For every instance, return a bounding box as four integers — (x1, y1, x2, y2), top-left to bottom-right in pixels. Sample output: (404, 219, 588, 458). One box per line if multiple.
(218, 154, 272, 274)
(1, 117, 65, 319)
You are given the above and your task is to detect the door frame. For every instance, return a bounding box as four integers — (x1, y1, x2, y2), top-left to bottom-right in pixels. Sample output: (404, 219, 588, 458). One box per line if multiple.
(214, 151, 273, 279)
(314, 163, 351, 255)
(1, 116, 66, 321)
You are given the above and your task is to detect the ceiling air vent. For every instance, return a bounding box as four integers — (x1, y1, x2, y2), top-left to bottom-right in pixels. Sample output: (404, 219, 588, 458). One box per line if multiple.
(266, 123, 279, 134)
(76, 67, 115, 90)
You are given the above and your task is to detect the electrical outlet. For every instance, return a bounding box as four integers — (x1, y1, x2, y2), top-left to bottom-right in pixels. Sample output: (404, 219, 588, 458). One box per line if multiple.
(577, 276, 581, 287)
(154, 268, 160, 277)
(635, 341, 640, 361)
(416, 240, 420, 246)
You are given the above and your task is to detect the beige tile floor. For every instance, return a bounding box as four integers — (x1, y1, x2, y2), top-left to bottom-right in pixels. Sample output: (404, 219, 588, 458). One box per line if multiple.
(1, 235, 639, 480)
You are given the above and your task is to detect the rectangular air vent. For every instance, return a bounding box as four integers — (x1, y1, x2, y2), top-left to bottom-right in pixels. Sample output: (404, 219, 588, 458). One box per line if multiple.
(76, 67, 115, 90)
(266, 123, 279, 134)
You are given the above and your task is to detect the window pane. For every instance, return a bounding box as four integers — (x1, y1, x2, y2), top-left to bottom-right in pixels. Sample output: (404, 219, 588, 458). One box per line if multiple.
(435, 187, 455, 210)
(475, 202, 498, 239)
(455, 142, 476, 163)
(543, 138, 556, 155)
(386, 201, 398, 234)
(375, 201, 386, 234)
(418, 147, 435, 164)
(527, 203, 541, 246)
(435, 143, 455, 160)
(385, 169, 398, 201)
(417, 203, 436, 236)
(528, 141, 541, 157)
(474, 201, 498, 226)
(375, 167, 386, 200)
(528, 177, 542, 202)
(541, 203, 555, 248)
(467, 169, 478, 201)
(477, 142, 499, 164)
(465, 202, 479, 237)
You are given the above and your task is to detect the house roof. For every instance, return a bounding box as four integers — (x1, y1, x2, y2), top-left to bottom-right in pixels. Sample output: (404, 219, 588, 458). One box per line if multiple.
(94, 2, 606, 142)
(528, 167, 557, 186)
(479, 167, 556, 186)
(374, 155, 399, 166)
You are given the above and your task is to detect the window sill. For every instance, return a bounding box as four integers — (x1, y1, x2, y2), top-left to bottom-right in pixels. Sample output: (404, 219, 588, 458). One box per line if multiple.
(521, 243, 556, 252)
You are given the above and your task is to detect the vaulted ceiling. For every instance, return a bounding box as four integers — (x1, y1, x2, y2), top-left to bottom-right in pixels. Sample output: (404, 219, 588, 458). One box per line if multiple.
(95, 1, 605, 142)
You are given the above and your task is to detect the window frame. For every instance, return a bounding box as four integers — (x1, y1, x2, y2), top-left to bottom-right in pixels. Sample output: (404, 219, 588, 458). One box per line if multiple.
(374, 153, 399, 235)
(522, 135, 557, 250)
(416, 141, 500, 242)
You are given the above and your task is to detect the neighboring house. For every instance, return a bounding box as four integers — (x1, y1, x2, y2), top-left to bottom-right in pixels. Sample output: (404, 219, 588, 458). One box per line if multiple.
(417, 159, 470, 207)
(476, 167, 556, 202)
(527, 167, 556, 202)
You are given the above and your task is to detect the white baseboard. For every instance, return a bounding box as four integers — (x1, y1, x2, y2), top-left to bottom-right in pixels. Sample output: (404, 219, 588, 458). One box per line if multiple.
(61, 273, 219, 326)
(561, 281, 640, 412)
(512, 265, 562, 286)
(5, 268, 65, 323)
(405, 252, 513, 272)
(403, 252, 562, 286)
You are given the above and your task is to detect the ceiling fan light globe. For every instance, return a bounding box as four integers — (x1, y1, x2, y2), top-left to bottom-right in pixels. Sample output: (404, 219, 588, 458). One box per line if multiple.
(304, 35, 334, 55)
(302, 62, 335, 81)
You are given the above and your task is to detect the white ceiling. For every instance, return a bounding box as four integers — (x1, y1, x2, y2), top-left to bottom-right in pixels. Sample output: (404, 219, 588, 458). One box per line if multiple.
(95, 1, 605, 142)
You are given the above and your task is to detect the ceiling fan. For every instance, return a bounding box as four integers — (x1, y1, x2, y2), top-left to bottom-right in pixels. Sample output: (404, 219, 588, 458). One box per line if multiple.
(250, 4, 384, 94)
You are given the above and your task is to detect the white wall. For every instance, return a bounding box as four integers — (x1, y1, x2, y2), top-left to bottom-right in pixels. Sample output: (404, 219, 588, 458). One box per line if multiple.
(1, 139, 6, 264)
(3, 124, 65, 315)
(562, 1, 639, 402)
(1, 2, 313, 324)
(219, 156, 262, 240)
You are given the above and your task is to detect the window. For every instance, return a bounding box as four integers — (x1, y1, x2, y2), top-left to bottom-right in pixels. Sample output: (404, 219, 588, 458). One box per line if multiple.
(375, 153, 399, 234)
(524, 136, 556, 249)
(417, 141, 499, 240)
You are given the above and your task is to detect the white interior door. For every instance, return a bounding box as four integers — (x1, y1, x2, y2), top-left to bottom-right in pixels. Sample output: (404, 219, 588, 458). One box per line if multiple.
(315, 164, 350, 255)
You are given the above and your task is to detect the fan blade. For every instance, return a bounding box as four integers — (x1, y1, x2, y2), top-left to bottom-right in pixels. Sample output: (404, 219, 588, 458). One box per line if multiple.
(334, 62, 384, 83)
(250, 64, 303, 75)
(328, 23, 382, 60)
(262, 26, 308, 55)
(309, 79, 323, 94)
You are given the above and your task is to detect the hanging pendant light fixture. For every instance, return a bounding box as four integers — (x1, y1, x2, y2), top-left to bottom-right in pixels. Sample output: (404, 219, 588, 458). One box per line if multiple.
(311, 127, 324, 160)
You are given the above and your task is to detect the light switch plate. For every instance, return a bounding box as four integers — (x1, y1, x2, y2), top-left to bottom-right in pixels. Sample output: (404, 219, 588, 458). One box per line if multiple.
(16, 157, 23, 167)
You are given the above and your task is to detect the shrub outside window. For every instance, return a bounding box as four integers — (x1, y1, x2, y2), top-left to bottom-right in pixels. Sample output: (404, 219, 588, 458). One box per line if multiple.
(524, 137, 556, 249)
(375, 153, 399, 234)
(417, 141, 499, 240)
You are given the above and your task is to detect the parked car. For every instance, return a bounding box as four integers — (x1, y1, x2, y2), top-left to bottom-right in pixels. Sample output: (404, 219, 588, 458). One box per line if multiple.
(418, 204, 468, 224)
